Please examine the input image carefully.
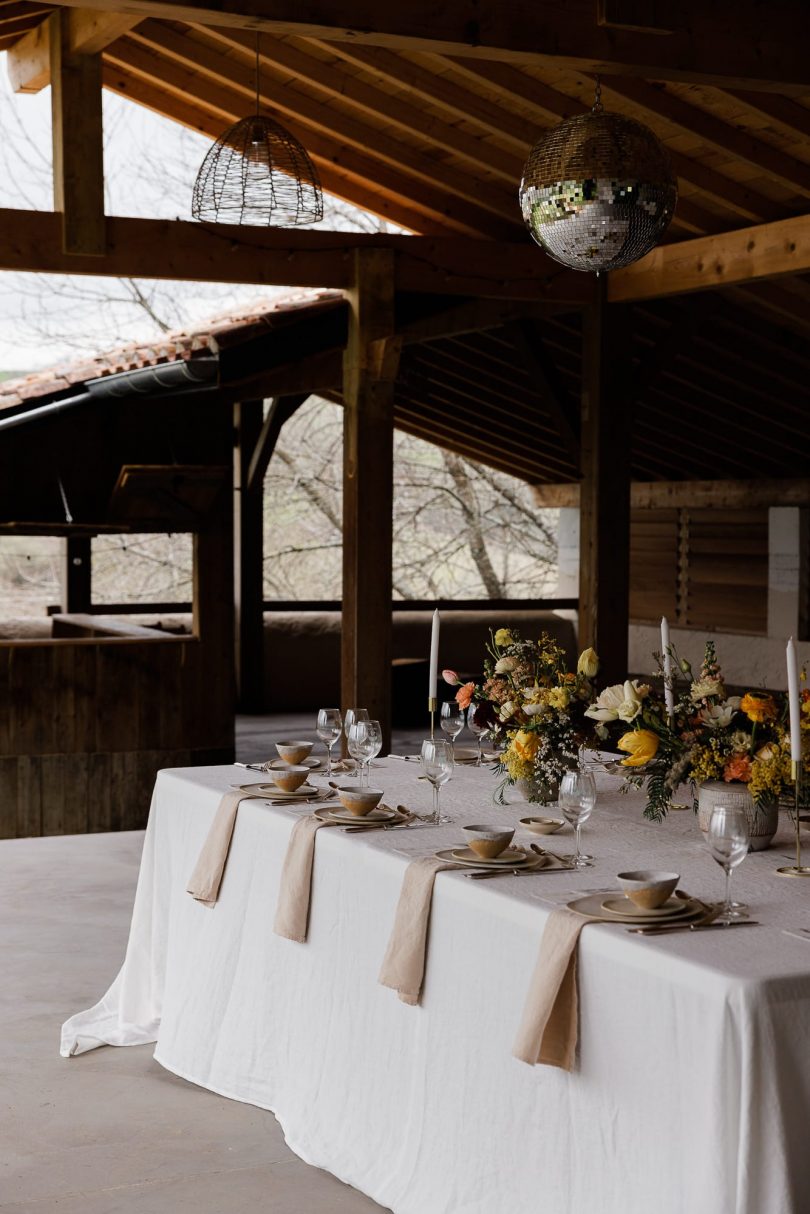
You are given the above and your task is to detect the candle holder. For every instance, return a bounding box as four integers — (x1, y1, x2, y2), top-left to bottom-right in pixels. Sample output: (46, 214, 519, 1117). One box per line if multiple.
(777, 761, 810, 877)
(428, 697, 437, 740)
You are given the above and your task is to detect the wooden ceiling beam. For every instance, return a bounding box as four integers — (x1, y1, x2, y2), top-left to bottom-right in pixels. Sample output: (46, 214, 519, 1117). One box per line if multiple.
(609, 213, 810, 302)
(533, 479, 810, 509)
(111, 32, 518, 237)
(599, 77, 810, 198)
(0, 207, 591, 302)
(7, 8, 139, 91)
(44, 0, 810, 92)
(723, 90, 810, 140)
(397, 298, 572, 345)
(198, 26, 520, 185)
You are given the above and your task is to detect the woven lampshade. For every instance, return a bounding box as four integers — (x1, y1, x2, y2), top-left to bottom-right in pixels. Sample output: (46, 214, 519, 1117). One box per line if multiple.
(191, 114, 324, 227)
(519, 110, 677, 272)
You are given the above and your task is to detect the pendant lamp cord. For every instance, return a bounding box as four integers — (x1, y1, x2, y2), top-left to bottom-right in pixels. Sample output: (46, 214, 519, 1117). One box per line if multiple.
(255, 32, 260, 116)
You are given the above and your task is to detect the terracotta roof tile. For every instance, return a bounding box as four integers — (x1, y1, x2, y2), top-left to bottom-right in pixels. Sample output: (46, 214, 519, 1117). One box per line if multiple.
(0, 290, 345, 411)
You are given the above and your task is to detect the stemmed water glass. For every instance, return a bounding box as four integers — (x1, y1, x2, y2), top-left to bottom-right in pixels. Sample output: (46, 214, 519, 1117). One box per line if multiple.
(348, 720, 380, 788)
(706, 805, 750, 924)
(558, 769, 597, 868)
(440, 700, 465, 756)
(344, 707, 369, 740)
(316, 708, 342, 777)
(420, 738, 454, 824)
(467, 705, 488, 766)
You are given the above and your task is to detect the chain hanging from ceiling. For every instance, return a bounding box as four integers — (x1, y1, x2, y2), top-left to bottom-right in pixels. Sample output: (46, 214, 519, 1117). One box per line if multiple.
(518, 78, 678, 272)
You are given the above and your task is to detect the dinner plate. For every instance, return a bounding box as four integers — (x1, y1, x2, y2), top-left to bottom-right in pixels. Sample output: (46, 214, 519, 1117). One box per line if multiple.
(242, 782, 320, 799)
(324, 806, 399, 825)
(266, 756, 322, 770)
(600, 896, 691, 921)
(443, 846, 530, 868)
(567, 892, 704, 925)
(435, 848, 545, 871)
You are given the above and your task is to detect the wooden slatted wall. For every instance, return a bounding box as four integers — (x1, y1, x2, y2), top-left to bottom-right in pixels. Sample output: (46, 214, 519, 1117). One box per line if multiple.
(629, 507, 768, 634)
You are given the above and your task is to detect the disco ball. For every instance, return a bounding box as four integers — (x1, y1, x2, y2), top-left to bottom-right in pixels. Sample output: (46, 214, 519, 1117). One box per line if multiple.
(519, 111, 678, 272)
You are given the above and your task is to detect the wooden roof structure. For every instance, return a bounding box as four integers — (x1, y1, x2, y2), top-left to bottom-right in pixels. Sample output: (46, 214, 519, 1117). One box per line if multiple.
(1, 0, 809, 740)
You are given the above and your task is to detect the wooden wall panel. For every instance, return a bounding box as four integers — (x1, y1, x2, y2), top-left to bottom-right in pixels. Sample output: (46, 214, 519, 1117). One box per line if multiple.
(629, 506, 768, 634)
(0, 635, 234, 839)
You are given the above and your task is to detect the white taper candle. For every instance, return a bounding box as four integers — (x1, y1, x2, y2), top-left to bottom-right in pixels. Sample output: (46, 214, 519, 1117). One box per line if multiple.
(787, 636, 802, 762)
(429, 609, 440, 701)
(661, 616, 674, 724)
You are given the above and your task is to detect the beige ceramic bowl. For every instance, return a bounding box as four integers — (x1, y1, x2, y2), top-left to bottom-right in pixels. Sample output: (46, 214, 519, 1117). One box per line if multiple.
(336, 786, 384, 817)
(519, 816, 565, 835)
(276, 739, 314, 765)
(462, 824, 515, 859)
(617, 870, 680, 910)
(270, 765, 310, 793)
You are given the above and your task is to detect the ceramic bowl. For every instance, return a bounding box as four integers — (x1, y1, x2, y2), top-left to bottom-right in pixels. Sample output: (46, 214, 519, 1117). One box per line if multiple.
(462, 824, 515, 859)
(270, 765, 310, 793)
(519, 816, 565, 835)
(336, 786, 385, 817)
(276, 739, 314, 765)
(617, 870, 680, 910)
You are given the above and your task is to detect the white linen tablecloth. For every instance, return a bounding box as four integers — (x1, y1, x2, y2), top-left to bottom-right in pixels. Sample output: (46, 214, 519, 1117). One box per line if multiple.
(62, 760, 810, 1214)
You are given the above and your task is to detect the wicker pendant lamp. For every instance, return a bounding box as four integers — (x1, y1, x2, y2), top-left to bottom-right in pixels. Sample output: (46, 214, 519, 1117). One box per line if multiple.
(191, 35, 323, 227)
(518, 80, 677, 272)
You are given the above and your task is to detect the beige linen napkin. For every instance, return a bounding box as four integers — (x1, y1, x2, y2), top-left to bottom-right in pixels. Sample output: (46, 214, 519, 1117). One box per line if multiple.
(512, 906, 594, 1071)
(187, 788, 260, 907)
(273, 815, 337, 943)
(378, 856, 457, 1005)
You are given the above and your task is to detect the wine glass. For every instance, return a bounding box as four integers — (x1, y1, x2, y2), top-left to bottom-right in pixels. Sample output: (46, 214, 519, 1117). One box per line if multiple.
(558, 769, 597, 868)
(440, 700, 465, 755)
(348, 721, 377, 788)
(467, 704, 488, 766)
(706, 805, 750, 925)
(419, 739, 454, 824)
(344, 707, 369, 740)
(316, 707, 342, 777)
(361, 719, 383, 787)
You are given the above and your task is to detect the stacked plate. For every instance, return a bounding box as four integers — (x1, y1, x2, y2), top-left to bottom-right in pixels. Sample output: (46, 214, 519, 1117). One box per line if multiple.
(568, 892, 705, 924)
(434, 845, 547, 871)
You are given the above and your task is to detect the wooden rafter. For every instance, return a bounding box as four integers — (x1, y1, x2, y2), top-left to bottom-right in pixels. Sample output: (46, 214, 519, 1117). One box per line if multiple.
(0, 208, 592, 301)
(609, 213, 810, 302)
(8, 8, 139, 91)
(44, 0, 810, 92)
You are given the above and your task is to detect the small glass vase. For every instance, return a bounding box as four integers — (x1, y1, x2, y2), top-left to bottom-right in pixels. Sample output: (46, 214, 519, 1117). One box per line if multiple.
(494, 774, 559, 807)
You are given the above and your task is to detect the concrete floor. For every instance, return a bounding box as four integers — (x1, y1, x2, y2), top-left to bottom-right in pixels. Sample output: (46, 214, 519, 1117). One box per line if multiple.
(0, 827, 387, 1213)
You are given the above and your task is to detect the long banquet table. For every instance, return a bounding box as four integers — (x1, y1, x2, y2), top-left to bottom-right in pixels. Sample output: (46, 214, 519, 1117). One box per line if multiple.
(62, 758, 810, 1214)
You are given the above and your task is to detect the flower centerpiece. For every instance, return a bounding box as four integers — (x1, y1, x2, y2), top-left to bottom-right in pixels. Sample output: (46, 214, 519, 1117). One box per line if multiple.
(586, 639, 807, 846)
(444, 629, 599, 803)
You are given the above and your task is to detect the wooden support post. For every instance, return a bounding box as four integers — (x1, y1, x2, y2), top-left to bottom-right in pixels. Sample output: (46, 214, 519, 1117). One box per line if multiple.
(193, 480, 236, 756)
(50, 10, 105, 256)
(341, 248, 397, 752)
(62, 535, 91, 611)
(234, 400, 265, 712)
(579, 278, 632, 684)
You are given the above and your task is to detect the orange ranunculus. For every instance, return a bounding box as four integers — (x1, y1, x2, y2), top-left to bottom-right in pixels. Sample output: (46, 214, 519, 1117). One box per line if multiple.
(724, 754, 753, 783)
(455, 681, 476, 710)
(617, 729, 659, 767)
(739, 693, 777, 724)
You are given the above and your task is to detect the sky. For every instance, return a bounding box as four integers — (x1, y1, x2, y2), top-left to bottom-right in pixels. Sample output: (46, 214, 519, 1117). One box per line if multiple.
(0, 59, 396, 373)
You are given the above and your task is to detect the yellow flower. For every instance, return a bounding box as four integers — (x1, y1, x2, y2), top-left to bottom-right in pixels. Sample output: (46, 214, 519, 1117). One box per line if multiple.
(740, 693, 777, 724)
(512, 729, 539, 762)
(494, 628, 513, 648)
(547, 686, 570, 710)
(577, 647, 599, 678)
(617, 729, 660, 767)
